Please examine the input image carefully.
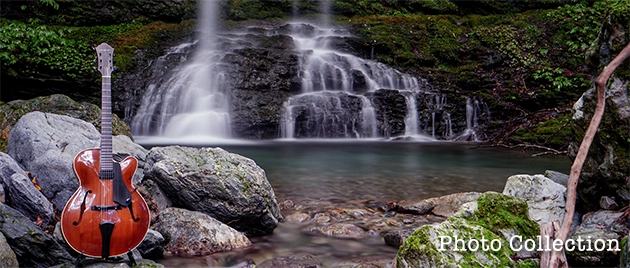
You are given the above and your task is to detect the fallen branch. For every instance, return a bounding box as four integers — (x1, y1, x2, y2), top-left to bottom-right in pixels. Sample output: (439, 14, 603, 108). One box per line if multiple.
(548, 42, 630, 267)
(471, 143, 567, 156)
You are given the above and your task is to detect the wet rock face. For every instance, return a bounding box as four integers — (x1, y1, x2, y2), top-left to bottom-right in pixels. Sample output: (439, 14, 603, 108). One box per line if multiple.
(570, 23, 630, 212)
(572, 78, 630, 211)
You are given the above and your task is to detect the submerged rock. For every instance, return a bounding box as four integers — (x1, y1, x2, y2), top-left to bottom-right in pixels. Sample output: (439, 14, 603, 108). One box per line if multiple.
(152, 207, 251, 257)
(144, 146, 282, 236)
(394, 200, 434, 215)
(258, 253, 321, 268)
(304, 223, 368, 239)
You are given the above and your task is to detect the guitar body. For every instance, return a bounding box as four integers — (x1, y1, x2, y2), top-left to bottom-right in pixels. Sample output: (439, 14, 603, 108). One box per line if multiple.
(60, 148, 150, 258)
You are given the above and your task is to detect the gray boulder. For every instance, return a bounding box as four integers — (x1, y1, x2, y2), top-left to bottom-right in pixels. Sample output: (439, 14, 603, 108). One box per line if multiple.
(7, 112, 100, 210)
(0, 152, 54, 227)
(152, 207, 251, 257)
(7, 112, 149, 210)
(503, 174, 566, 224)
(0, 203, 72, 267)
(566, 210, 628, 267)
(144, 146, 282, 236)
(424, 192, 482, 218)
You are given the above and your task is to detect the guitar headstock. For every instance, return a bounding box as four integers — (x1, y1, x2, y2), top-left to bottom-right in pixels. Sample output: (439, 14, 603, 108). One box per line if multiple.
(96, 43, 114, 76)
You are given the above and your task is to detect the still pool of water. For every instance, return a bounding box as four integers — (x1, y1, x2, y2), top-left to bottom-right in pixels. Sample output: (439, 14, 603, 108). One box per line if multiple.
(138, 139, 571, 267)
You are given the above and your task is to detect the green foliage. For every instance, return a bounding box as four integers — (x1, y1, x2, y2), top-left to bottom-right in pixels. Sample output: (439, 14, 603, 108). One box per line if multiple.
(225, 0, 293, 21)
(40, 0, 59, 10)
(532, 67, 588, 93)
(607, 0, 630, 22)
(547, 1, 607, 53)
(334, 0, 457, 17)
(0, 19, 92, 79)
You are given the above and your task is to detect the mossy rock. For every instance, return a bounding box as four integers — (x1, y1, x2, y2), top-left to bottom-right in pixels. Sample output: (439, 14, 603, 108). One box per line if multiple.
(0, 94, 132, 152)
(396, 192, 540, 268)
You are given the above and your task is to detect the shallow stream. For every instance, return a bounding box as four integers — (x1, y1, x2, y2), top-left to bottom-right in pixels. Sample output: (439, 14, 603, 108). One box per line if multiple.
(139, 139, 571, 267)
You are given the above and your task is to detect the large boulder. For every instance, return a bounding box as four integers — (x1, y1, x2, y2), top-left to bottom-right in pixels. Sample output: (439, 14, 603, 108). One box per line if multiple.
(502, 174, 566, 224)
(566, 210, 628, 267)
(144, 145, 282, 236)
(152, 207, 251, 256)
(0, 153, 54, 227)
(7, 111, 148, 210)
(0, 203, 73, 267)
(7, 112, 100, 210)
(395, 192, 540, 268)
(0, 94, 131, 153)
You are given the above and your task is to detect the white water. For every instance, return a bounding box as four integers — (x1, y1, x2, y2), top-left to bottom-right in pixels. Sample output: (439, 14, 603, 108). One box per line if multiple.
(131, 0, 231, 138)
(456, 97, 489, 141)
(280, 22, 426, 139)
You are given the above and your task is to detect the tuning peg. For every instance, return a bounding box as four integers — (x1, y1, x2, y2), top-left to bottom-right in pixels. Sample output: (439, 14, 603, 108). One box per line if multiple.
(113, 66, 117, 71)
(93, 58, 98, 63)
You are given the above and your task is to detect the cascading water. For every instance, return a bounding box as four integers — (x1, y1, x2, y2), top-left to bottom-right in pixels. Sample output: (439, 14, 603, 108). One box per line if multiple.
(279, 22, 426, 139)
(130, 1, 489, 142)
(131, 0, 231, 139)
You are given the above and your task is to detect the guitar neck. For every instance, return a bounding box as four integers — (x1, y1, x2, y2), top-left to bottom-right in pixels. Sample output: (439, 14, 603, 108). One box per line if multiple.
(100, 76, 113, 174)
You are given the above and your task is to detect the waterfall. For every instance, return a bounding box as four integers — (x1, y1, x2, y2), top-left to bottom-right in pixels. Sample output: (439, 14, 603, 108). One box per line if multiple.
(129, 2, 489, 142)
(131, 0, 231, 139)
(360, 96, 377, 138)
(455, 97, 489, 141)
(280, 21, 423, 139)
(404, 92, 419, 136)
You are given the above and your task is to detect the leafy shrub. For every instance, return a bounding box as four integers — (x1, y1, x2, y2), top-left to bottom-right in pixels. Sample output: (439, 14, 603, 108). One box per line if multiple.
(0, 19, 92, 79)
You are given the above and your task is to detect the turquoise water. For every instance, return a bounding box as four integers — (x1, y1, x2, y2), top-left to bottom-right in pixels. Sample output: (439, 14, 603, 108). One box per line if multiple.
(219, 140, 570, 203)
(139, 139, 571, 267)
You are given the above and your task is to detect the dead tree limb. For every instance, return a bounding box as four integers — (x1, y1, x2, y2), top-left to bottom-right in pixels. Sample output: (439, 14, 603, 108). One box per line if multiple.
(548, 42, 630, 268)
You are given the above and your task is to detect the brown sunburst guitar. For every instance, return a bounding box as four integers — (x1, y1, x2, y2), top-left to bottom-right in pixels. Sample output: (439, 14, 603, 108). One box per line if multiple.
(60, 43, 150, 259)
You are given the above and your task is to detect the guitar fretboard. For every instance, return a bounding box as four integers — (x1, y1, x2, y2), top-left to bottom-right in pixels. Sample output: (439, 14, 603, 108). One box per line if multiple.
(100, 76, 113, 176)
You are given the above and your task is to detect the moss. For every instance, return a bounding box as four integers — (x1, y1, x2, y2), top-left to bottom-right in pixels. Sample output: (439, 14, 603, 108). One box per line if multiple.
(517, 259, 540, 268)
(511, 113, 573, 148)
(470, 192, 540, 239)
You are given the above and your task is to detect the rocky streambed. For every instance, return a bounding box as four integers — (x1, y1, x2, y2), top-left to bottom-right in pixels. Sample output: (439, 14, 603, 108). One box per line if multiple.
(0, 110, 629, 267)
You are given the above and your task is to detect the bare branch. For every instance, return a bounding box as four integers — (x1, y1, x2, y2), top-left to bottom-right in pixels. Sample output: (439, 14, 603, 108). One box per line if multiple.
(548, 42, 630, 267)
